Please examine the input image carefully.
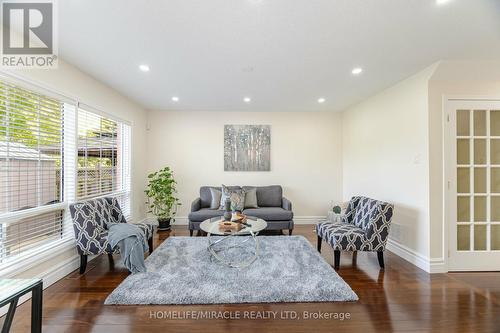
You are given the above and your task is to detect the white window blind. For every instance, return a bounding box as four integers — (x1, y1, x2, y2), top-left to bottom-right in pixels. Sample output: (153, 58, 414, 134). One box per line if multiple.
(0, 79, 75, 267)
(77, 108, 131, 218)
(77, 109, 119, 199)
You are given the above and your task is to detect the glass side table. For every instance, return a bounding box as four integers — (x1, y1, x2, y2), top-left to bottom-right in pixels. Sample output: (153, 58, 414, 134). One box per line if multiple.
(0, 278, 43, 333)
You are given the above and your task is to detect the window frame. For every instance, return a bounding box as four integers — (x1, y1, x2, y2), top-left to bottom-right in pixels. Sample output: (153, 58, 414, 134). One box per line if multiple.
(0, 72, 133, 276)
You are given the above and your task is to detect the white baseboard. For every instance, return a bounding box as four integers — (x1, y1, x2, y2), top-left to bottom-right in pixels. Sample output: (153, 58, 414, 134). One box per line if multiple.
(429, 257, 447, 273)
(148, 216, 328, 226)
(294, 216, 326, 224)
(386, 238, 431, 273)
(385, 239, 448, 273)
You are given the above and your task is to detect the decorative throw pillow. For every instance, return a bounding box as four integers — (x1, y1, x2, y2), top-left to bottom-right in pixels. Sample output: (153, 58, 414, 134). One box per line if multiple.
(244, 187, 259, 209)
(209, 187, 222, 210)
(219, 185, 245, 212)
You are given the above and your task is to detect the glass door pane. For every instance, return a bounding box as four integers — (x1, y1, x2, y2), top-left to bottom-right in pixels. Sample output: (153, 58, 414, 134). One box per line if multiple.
(491, 225, 500, 250)
(474, 196, 486, 222)
(474, 139, 486, 165)
(474, 110, 486, 136)
(456, 108, 500, 253)
(490, 110, 500, 136)
(491, 168, 500, 193)
(474, 168, 486, 193)
(457, 225, 470, 251)
(491, 139, 500, 164)
(474, 225, 487, 251)
(457, 139, 470, 164)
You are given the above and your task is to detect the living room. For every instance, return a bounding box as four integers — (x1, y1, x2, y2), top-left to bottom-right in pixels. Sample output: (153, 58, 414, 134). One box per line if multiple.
(0, 1, 499, 332)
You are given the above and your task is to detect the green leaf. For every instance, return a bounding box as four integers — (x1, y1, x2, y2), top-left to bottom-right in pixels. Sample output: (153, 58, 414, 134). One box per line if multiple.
(145, 165, 180, 219)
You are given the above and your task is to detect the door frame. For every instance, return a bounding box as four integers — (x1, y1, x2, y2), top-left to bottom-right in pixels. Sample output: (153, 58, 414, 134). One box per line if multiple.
(443, 96, 500, 271)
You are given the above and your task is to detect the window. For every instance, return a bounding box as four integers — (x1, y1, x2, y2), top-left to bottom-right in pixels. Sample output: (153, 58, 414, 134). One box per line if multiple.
(0, 76, 132, 272)
(77, 108, 131, 217)
(0, 81, 63, 213)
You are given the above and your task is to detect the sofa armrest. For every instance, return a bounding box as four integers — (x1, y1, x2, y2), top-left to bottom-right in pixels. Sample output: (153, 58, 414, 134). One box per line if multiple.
(282, 197, 292, 211)
(191, 197, 202, 212)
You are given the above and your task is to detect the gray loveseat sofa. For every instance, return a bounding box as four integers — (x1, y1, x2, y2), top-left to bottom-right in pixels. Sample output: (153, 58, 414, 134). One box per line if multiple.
(188, 185, 294, 236)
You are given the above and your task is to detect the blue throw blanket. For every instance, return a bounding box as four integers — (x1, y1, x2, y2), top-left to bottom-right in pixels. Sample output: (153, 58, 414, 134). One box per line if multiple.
(107, 223, 149, 274)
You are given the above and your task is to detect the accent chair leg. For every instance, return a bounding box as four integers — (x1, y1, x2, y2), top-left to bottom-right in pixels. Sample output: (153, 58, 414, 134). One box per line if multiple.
(317, 235, 322, 253)
(288, 229, 293, 236)
(334, 250, 341, 269)
(107, 253, 115, 270)
(79, 254, 88, 274)
(189, 229, 194, 237)
(148, 237, 154, 254)
(352, 251, 358, 264)
(377, 251, 385, 269)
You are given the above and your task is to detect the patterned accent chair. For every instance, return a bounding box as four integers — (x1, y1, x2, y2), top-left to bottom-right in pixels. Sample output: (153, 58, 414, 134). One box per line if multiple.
(69, 197, 154, 274)
(316, 196, 394, 269)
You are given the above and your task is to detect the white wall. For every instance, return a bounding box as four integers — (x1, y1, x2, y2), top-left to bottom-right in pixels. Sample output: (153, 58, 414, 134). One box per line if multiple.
(2, 60, 148, 279)
(342, 64, 438, 264)
(146, 111, 343, 221)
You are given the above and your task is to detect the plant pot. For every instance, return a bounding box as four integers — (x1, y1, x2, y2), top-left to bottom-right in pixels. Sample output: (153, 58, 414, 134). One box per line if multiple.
(158, 218, 171, 231)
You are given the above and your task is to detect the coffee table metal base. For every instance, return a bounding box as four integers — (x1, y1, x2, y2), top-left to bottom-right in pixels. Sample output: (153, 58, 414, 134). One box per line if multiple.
(207, 230, 259, 268)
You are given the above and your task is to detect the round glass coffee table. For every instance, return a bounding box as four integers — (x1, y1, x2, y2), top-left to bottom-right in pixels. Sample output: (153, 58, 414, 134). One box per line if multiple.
(200, 216, 267, 268)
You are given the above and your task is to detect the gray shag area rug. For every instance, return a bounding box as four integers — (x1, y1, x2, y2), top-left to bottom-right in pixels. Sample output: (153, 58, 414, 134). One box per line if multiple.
(104, 235, 358, 305)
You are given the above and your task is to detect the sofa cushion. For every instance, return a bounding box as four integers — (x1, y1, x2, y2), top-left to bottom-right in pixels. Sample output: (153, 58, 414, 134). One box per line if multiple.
(200, 186, 241, 208)
(243, 187, 259, 208)
(220, 184, 245, 211)
(200, 186, 217, 208)
(188, 209, 224, 222)
(243, 207, 293, 221)
(246, 185, 282, 207)
(209, 188, 222, 209)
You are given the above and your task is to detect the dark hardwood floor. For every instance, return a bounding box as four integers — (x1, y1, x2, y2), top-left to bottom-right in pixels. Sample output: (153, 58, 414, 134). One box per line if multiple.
(3, 225, 500, 333)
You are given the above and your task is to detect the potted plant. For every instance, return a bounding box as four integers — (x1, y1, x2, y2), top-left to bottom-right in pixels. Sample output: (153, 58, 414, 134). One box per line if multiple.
(145, 166, 181, 231)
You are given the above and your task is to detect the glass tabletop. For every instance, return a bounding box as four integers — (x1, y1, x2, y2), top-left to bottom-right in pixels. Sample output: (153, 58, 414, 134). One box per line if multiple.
(0, 278, 42, 305)
(200, 216, 267, 236)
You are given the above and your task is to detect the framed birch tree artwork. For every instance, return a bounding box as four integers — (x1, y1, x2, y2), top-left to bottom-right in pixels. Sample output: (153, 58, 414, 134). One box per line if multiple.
(224, 125, 271, 171)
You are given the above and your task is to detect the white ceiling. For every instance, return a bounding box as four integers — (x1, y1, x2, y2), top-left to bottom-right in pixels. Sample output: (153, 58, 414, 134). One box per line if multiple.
(58, 0, 500, 112)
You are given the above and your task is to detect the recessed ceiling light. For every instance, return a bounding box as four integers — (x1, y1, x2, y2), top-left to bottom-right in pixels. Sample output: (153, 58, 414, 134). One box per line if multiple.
(317, 98, 326, 104)
(436, 0, 452, 5)
(351, 67, 363, 75)
(244, 97, 251, 103)
(171, 96, 179, 102)
(139, 64, 150, 72)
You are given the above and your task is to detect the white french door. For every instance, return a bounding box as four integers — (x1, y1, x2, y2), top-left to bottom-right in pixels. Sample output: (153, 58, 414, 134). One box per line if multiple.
(446, 99, 500, 271)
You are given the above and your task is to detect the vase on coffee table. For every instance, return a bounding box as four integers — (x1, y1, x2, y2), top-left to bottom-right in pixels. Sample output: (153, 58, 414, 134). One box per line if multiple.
(223, 199, 232, 221)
